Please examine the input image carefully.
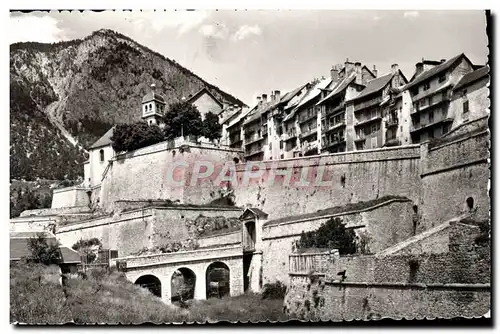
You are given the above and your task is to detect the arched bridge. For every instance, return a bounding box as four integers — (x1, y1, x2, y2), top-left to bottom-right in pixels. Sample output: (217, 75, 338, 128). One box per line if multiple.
(114, 245, 244, 304)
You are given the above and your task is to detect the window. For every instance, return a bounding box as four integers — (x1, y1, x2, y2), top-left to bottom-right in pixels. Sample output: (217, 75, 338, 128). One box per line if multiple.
(280, 141, 283, 149)
(438, 74, 446, 83)
(423, 82, 430, 91)
(149, 103, 152, 110)
(461, 89, 467, 98)
(429, 111, 434, 123)
(99, 149, 105, 162)
(463, 100, 469, 114)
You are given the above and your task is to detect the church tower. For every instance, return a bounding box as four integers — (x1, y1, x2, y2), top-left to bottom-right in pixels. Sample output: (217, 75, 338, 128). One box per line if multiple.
(141, 83, 166, 127)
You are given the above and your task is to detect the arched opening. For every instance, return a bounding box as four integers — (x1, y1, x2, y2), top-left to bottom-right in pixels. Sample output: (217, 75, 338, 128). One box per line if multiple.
(99, 149, 105, 162)
(135, 275, 161, 298)
(171, 267, 196, 303)
(466, 197, 474, 210)
(206, 262, 230, 299)
(233, 157, 240, 164)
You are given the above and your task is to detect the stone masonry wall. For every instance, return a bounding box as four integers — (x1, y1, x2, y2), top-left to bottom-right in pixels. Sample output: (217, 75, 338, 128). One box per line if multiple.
(419, 128, 490, 231)
(55, 206, 242, 257)
(261, 199, 414, 285)
(284, 220, 490, 320)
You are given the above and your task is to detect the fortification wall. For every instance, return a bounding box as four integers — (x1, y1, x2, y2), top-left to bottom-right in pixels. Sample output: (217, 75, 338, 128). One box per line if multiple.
(55, 206, 242, 257)
(261, 199, 415, 285)
(99, 143, 242, 212)
(52, 186, 90, 209)
(283, 220, 490, 320)
(419, 128, 490, 231)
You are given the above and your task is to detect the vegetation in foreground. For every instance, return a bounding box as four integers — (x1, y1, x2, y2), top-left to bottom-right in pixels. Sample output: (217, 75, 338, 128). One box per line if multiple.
(10, 262, 288, 324)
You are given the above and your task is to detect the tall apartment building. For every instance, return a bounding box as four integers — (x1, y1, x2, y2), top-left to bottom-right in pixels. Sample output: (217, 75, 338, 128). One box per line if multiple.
(317, 60, 377, 153)
(235, 53, 488, 161)
(403, 54, 477, 143)
(348, 64, 408, 150)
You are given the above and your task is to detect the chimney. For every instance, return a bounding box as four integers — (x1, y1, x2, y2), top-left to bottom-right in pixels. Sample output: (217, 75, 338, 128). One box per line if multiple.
(262, 94, 268, 103)
(440, 59, 446, 63)
(415, 62, 424, 77)
(274, 90, 281, 101)
(372, 65, 378, 78)
(354, 62, 362, 85)
(391, 64, 399, 75)
(270, 92, 275, 102)
(330, 65, 339, 81)
(344, 58, 355, 75)
(257, 96, 262, 105)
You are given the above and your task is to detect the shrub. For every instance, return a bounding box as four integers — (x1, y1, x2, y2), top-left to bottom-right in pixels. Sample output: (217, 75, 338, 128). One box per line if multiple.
(27, 234, 61, 265)
(72, 238, 103, 263)
(294, 217, 357, 255)
(261, 281, 287, 300)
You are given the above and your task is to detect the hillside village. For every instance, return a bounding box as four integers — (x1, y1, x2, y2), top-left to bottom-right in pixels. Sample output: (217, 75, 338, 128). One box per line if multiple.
(10, 31, 490, 322)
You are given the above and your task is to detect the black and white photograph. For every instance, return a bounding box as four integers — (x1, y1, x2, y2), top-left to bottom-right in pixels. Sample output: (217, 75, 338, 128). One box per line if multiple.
(7, 7, 492, 325)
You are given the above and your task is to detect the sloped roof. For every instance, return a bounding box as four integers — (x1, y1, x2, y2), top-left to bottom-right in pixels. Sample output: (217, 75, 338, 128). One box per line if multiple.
(89, 127, 115, 149)
(59, 247, 81, 264)
(280, 83, 308, 105)
(405, 54, 466, 90)
(186, 87, 223, 108)
(348, 73, 393, 102)
(240, 207, 269, 219)
(316, 73, 356, 106)
(453, 66, 490, 91)
(295, 78, 333, 109)
(142, 92, 165, 103)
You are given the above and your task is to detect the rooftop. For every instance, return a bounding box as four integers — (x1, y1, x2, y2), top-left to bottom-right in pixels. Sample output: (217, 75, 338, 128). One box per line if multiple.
(405, 53, 466, 90)
(141, 92, 165, 104)
(89, 126, 115, 150)
(316, 72, 356, 105)
(453, 66, 490, 91)
(348, 73, 394, 102)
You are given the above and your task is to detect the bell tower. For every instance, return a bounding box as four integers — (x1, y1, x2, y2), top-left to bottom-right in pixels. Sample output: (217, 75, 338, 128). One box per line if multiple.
(141, 83, 166, 127)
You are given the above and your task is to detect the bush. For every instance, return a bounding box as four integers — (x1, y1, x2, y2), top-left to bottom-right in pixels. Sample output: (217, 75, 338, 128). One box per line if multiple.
(110, 122, 164, 152)
(72, 238, 103, 263)
(294, 217, 357, 255)
(261, 281, 287, 300)
(27, 234, 61, 265)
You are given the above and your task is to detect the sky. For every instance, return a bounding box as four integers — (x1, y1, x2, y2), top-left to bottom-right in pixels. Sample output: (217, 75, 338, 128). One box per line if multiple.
(9, 10, 489, 106)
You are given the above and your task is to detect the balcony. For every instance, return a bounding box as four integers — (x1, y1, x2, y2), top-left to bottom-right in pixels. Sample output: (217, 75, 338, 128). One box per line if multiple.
(323, 120, 346, 133)
(298, 113, 318, 124)
(300, 128, 318, 140)
(354, 136, 366, 143)
(302, 140, 318, 153)
(354, 115, 382, 127)
(385, 118, 399, 128)
(411, 96, 450, 115)
(353, 97, 383, 113)
(283, 130, 297, 142)
(323, 136, 345, 149)
(410, 118, 454, 134)
(245, 135, 265, 146)
(244, 146, 264, 158)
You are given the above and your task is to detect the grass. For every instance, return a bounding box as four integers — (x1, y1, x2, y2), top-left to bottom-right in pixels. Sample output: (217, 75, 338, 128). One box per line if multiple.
(10, 263, 288, 324)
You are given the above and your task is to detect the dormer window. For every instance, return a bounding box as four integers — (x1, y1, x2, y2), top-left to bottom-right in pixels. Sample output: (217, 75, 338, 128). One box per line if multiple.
(99, 149, 105, 162)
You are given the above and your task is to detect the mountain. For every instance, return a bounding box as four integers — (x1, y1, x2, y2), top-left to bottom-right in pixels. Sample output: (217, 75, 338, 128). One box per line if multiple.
(10, 29, 246, 181)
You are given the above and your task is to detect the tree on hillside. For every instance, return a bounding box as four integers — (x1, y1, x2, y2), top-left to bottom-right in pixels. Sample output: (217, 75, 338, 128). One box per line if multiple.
(294, 217, 356, 255)
(110, 123, 164, 152)
(72, 238, 103, 263)
(202, 112, 222, 142)
(162, 102, 203, 139)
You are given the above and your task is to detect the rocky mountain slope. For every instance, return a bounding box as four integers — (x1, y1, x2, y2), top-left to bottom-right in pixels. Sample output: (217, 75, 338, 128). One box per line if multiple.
(10, 29, 245, 181)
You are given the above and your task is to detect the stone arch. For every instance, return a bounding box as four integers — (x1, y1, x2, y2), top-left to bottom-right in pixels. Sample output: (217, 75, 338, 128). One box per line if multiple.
(135, 274, 161, 298)
(171, 267, 196, 303)
(206, 261, 230, 299)
(466, 197, 474, 210)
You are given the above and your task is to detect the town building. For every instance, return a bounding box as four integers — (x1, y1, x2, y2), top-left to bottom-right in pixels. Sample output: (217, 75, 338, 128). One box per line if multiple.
(141, 84, 167, 126)
(348, 64, 408, 151)
(448, 65, 490, 130)
(403, 54, 477, 144)
(317, 60, 377, 153)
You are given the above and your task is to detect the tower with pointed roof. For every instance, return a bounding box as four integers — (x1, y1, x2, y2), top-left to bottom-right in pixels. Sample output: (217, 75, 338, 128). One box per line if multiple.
(142, 83, 166, 127)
